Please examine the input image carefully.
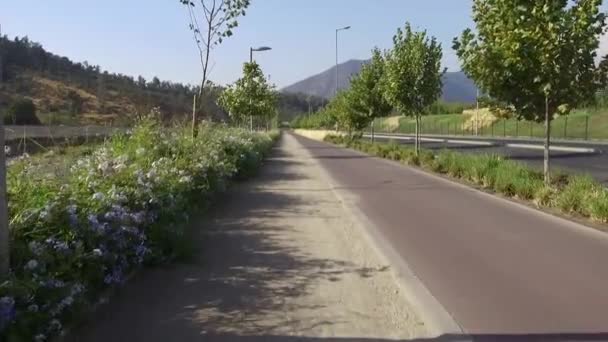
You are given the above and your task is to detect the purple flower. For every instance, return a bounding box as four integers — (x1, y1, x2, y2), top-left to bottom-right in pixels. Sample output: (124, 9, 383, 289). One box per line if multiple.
(25, 259, 39, 271)
(0, 297, 16, 332)
(104, 267, 124, 285)
(44, 279, 66, 289)
(28, 241, 45, 256)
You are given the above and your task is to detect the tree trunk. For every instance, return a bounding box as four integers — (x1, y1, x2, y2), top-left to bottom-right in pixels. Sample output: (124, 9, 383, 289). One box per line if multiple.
(191, 94, 197, 138)
(544, 95, 551, 185)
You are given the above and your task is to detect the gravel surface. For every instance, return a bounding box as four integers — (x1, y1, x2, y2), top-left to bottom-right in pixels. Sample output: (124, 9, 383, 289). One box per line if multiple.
(65, 133, 427, 342)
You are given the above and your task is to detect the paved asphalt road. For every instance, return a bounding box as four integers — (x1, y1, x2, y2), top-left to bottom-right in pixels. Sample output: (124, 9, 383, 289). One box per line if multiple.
(366, 133, 608, 185)
(291, 132, 608, 339)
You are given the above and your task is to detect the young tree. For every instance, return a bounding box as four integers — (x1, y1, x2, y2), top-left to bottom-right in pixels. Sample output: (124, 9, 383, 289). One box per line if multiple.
(180, 0, 250, 136)
(347, 48, 393, 138)
(218, 62, 277, 130)
(383, 23, 445, 155)
(454, 0, 608, 183)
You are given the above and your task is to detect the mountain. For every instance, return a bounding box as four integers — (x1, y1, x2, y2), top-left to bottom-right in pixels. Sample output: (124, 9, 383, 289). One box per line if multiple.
(282, 59, 479, 103)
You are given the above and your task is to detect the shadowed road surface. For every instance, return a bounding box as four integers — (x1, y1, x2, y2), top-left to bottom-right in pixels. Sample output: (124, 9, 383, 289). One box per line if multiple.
(291, 133, 608, 336)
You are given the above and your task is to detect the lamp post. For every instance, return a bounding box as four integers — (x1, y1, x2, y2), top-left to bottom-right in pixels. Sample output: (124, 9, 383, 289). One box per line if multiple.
(248, 46, 272, 131)
(250, 46, 272, 63)
(335, 26, 351, 96)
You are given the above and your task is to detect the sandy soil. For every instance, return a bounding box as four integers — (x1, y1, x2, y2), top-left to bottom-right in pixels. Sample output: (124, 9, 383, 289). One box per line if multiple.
(65, 133, 427, 342)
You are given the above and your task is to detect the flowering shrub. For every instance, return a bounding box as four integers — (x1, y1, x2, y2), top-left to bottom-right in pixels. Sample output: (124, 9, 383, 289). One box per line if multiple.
(0, 120, 277, 341)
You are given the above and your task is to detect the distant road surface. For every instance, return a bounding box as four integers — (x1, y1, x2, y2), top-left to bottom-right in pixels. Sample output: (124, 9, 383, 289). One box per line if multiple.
(367, 133, 608, 184)
(293, 132, 608, 338)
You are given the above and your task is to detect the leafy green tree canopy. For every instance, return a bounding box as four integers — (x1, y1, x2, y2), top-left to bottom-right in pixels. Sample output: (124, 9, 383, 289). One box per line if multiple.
(218, 62, 277, 123)
(383, 23, 445, 117)
(347, 48, 393, 121)
(453, 0, 608, 122)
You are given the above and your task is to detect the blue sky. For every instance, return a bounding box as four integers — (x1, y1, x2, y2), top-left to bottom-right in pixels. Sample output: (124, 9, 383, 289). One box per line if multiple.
(1, 1, 606, 88)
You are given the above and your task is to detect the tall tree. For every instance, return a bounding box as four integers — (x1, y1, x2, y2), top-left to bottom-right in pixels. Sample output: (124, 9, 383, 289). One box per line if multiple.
(346, 48, 393, 132)
(454, 0, 608, 183)
(179, 0, 250, 136)
(383, 23, 445, 155)
(218, 62, 277, 130)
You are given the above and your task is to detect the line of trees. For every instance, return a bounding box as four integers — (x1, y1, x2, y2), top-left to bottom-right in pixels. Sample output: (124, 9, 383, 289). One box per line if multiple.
(296, 0, 608, 183)
(454, 0, 608, 183)
(292, 22, 445, 156)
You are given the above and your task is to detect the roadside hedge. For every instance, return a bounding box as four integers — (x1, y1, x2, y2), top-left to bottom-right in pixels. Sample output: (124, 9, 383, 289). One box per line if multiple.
(0, 120, 278, 341)
(324, 135, 608, 224)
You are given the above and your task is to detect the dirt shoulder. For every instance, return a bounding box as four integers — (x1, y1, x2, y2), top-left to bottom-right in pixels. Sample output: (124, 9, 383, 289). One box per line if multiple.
(65, 133, 427, 341)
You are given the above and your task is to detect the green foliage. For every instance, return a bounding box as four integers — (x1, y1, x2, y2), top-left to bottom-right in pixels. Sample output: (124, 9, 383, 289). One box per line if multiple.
(291, 110, 336, 130)
(218, 62, 278, 125)
(179, 0, 251, 45)
(4, 98, 40, 125)
(1, 119, 276, 341)
(454, 0, 608, 122)
(323, 135, 608, 225)
(383, 22, 445, 154)
(347, 48, 392, 123)
(383, 22, 445, 117)
(277, 92, 327, 121)
(426, 101, 474, 115)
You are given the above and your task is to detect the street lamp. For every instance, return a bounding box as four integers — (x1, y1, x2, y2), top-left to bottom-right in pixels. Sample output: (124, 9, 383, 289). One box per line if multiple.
(248, 46, 272, 131)
(250, 46, 272, 63)
(335, 26, 351, 95)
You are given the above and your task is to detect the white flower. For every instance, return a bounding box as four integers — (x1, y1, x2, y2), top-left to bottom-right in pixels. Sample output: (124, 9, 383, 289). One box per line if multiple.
(25, 259, 39, 271)
(179, 176, 193, 184)
(92, 249, 103, 257)
(4, 146, 11, 155)
(113, 163, 126, 172)
(92, 192, 105, 201)
(98, 161, 112, 174)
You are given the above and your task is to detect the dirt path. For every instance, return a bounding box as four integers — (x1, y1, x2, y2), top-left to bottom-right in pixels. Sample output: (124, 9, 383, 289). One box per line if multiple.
(66, 133, 427, 342)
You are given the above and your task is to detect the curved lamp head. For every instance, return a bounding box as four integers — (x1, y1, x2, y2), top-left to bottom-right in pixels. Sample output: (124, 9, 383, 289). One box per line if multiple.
(252, 46, 272, 52)
(337, 26, 351, 31)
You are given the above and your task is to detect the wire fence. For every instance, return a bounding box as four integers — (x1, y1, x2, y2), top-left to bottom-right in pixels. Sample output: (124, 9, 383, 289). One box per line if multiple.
(373, 115, 607, 141)
(3, 125, 123, 157)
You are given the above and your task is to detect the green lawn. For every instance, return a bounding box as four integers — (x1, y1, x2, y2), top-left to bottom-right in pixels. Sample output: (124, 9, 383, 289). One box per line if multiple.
(374, 108, 608, 141)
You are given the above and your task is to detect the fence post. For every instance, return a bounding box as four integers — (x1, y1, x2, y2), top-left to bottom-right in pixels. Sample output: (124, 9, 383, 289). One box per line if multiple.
(491, 121, 494, 136)
(0, 118, 8, 277)
(22, 126, 26, 154)
(371, 121, 375, 143)
(530, 121, 533, 137)
(447, 122, 451, 135)
(503, 119, 506, 137)
(585, 116, 589, 140)
(515, 120, 519, 137)
(563, 117, 567, 139)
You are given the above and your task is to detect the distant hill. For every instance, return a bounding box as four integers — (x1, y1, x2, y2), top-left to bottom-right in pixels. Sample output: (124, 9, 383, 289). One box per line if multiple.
(282, 59, 479, 103)
(0, 35, 226, 125)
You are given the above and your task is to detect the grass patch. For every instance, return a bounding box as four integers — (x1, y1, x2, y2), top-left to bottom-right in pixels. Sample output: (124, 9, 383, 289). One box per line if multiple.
(324, 134, 607, 226)
(374, 108, 608, 140)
